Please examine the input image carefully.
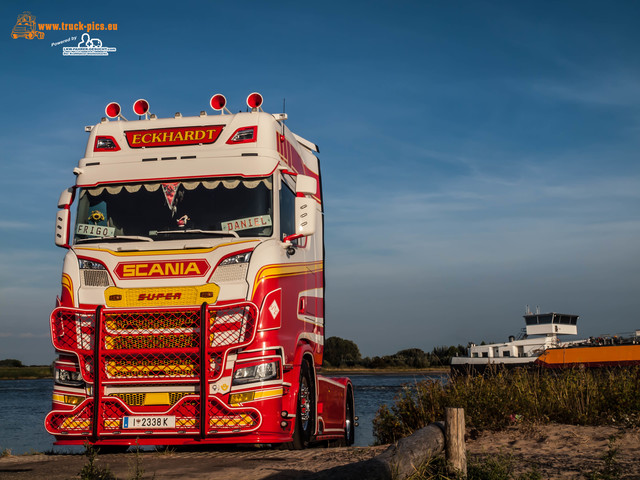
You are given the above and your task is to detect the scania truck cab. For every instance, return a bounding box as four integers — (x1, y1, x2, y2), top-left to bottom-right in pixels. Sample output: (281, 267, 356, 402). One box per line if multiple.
(45, 93, 355, 449)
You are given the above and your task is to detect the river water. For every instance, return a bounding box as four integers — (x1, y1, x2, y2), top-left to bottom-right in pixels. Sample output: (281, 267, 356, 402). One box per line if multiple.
(0, 373, 445, 454)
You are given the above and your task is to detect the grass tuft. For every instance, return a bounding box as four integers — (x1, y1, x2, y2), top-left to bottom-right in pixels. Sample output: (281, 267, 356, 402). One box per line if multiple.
(76, 443, 115, 480)
(583, 436, 622, 480)
(406, 454, 542, 480)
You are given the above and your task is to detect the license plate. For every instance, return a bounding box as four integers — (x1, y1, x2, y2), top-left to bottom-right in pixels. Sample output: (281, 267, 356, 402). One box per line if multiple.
(122, 416, 175, 430)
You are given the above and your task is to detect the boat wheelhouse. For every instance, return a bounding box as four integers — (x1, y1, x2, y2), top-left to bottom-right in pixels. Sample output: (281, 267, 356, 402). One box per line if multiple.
(450, 308, 579, 374)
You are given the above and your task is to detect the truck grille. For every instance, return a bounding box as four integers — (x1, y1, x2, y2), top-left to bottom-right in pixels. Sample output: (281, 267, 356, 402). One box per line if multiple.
(105, 355, 199, 379)
(105, 311, 199, 331)
(47, 303, 260, 438)
(109, 392, 192, 407)
(104, 334, 197, 350)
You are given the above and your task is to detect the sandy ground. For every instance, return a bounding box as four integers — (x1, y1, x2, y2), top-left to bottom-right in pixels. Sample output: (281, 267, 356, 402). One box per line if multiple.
(466, 424, 640, 479)
(1, 424, 639, 479)
(0, 444, 388, 480)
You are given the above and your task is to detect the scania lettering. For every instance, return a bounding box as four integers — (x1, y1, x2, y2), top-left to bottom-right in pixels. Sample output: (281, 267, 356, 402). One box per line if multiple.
(46, 93, 355, 449)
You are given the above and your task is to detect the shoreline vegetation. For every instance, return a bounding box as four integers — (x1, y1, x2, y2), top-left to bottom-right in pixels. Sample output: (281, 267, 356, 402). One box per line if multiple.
(0, 359, 51, 380)
(373, 366, 640, 445)
(321, 366, 449, 375)
(0, 365, 52, 380)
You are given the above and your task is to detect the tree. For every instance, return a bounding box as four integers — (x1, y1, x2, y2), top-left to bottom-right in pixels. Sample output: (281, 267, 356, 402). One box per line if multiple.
(394, 348, 430, 368)
(429, 345, 467, 365)
(323, 337, 362, 367)
(0, 359, 23, 367)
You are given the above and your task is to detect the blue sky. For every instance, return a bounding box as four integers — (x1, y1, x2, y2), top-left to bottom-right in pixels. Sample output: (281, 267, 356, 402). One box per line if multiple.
(1, 1, 639, 364)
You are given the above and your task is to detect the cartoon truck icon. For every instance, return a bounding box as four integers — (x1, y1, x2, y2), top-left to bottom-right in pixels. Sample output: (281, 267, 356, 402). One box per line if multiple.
(11, 11, 44, 40)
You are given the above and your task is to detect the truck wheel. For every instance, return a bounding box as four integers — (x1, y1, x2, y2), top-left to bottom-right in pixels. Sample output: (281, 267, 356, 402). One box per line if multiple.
(345, 386, 355, 446)
(291, 360, 314, 450)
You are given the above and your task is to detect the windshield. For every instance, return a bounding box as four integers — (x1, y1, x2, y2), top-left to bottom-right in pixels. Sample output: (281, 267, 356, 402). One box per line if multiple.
(74, 177, 273, 243)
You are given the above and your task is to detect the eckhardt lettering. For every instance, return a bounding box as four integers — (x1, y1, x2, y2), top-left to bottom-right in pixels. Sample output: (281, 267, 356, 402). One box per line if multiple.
(125, 126, 224, 148)
(114, 260, 210, 279)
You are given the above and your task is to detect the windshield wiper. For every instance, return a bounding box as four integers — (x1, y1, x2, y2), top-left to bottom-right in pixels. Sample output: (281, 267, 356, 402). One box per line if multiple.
(155, 229, 239, 238)
(75, 235, 154, 243)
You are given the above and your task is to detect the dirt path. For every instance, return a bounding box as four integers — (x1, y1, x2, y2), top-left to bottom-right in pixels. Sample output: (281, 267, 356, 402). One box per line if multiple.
(3, 424, 640, 479)
(467, 424, 640, 479)
(0, 445, 387, 480)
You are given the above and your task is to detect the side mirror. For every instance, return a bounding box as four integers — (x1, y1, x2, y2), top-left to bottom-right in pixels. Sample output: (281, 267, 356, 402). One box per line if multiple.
(58, 187, 74, 208)
(281, 175, 318, 246)
(55, 209, 71, 248)
(55, 187, 75, 248)
(294, 197, 316, 237)
(296, 174, 317, 196)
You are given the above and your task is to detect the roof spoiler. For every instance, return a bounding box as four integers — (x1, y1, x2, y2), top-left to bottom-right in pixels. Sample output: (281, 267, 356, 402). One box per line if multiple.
(292, 133, 320, 153)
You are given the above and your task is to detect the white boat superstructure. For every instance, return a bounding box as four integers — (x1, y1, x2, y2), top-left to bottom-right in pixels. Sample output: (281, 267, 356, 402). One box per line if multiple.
(451, 308, 579, 373)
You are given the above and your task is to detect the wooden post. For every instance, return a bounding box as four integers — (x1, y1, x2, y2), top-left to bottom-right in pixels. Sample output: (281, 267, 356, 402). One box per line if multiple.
(446, 407, 467, 478)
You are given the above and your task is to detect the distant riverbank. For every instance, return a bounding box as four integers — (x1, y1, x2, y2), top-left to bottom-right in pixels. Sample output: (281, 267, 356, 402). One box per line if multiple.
(0, 366, 51, 380)
(320, 366, 449, 375)
(0, 365, 449, 380)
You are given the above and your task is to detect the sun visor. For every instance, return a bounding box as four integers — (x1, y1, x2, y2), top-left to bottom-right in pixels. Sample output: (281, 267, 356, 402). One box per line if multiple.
(75, 154, 279, 187)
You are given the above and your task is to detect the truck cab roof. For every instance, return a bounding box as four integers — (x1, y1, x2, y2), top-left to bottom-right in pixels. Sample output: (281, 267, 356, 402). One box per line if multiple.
(76, 106, 319, 188)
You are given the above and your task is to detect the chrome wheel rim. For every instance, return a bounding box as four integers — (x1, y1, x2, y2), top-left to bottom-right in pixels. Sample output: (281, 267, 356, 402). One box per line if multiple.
(299, 378, 311, 430)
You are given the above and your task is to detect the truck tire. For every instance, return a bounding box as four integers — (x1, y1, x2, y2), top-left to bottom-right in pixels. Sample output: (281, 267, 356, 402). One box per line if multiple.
(345, 386, 355, 446)
(291, 360, 314, 449)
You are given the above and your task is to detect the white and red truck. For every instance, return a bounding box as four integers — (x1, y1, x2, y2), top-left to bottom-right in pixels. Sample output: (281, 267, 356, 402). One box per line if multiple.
(45, 93, 355, 449)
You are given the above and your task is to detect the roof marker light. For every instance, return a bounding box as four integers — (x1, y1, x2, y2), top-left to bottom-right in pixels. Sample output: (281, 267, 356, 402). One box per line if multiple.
(94, 136, 121, 152)
(105, 102, 121, 119)
(210, 94, 227, 112)
(133, 98, 150, 116)
(226, 126, 257, 144)
(246, 92, 263, 110)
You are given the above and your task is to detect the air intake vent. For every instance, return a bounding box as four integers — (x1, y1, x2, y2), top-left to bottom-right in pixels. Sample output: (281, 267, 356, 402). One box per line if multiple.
(211, 263, 249, 283)
(83, 270, 110, 287)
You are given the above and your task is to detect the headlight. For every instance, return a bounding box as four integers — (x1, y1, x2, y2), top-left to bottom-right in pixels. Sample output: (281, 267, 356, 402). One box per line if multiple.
(232, 360, 279, 385)
(55, 367, 84, 387)
(219, 251, 252, 266)
(78, 259, 106, 270)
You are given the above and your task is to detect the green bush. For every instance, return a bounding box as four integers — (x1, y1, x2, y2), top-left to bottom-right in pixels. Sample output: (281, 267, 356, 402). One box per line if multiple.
(373, 367, 640, 444)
